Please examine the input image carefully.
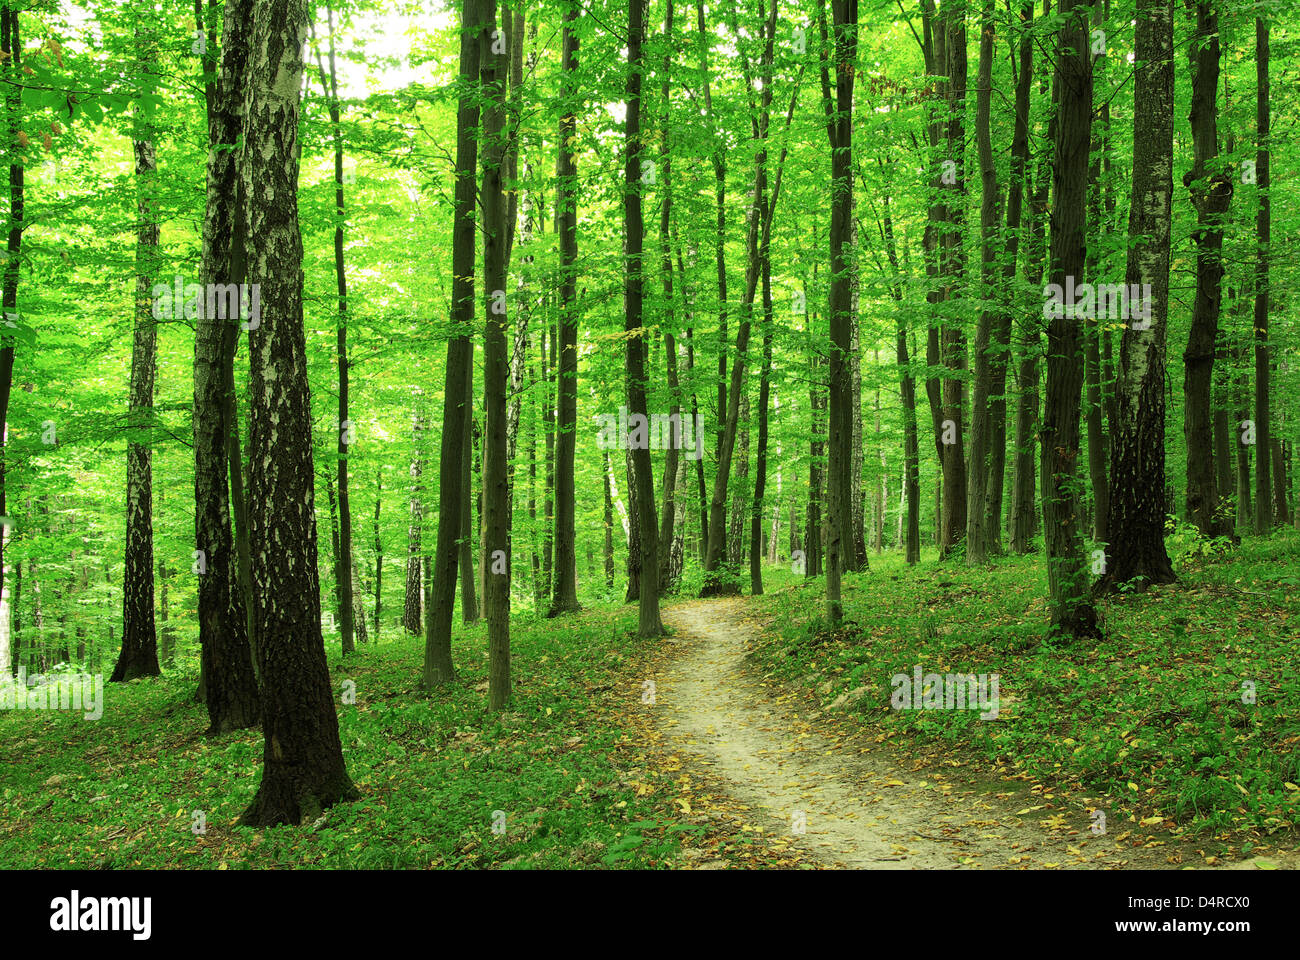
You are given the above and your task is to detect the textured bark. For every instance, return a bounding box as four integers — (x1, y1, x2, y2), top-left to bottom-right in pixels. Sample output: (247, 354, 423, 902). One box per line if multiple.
(880, 183, 920, 564)
(987, 0, 1033, 555)
(480, 2, 511, 708)
(1082, 0, 1110, 548)
(806, 347, 824, 578)
(310, 0, 355, 656)
(1040, 0, 1099, 639)
(371, 468, 381, 641)
(819, 0, 858, 620)
(1270, 435, 1290, 527)
(625, 0, 663, 637)
(549, 4, 580, 616)
(192, 0, 259, 732)
(239, 0, 355, 826)
(749, 249, 774, 595)
(965, 0, 998, 565)
(603, 450, 615, 587)
(113, 21, 161, 684)
(424, 0, 485, 688)
(1096, 0, 1177, 595)
(1181, 0, 1232, 539)
(403, 407, 423, 635)
(1252, 17, 1271, 535)
(0, 5, 23, 670)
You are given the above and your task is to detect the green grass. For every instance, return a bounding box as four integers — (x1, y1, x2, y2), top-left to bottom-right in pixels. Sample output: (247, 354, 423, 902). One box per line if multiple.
(0, 600, 690, 869)
(746, 528, 1300, 843)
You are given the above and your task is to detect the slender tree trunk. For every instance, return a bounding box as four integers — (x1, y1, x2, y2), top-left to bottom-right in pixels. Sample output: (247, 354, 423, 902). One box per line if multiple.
(480, 1, 511, 708)
(820, 0, 858, 620)
(113, 16, 161, 684)
(1252, 17, 1271, 535)
(549, 3, 580, 616)
(987, 0, 1034, 555)
(965, 0, 998, 565)
(625, 0, 663, 637)
(403, 407, 423, 635)
(424, 0, 485, 689)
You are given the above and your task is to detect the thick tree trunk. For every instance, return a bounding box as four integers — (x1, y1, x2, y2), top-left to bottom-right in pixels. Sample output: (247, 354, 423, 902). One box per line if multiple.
(1181, 0, 1232, 539)
(1040, 0, 1099, 639)
(192, 0, 259, 732)
(239, 0, 356, 826)
(1096, 0, 1177, 595)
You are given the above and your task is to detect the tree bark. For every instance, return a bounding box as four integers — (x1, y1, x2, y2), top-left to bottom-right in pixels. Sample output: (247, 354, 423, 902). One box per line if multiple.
(1096, 0, 1177, 595)
(423, 0, 484, 688)
(239, 0, 356, 826)
(549, 3, 581, 616)
(1040, 0, 1099, 639)
(192, 0, 259, 732)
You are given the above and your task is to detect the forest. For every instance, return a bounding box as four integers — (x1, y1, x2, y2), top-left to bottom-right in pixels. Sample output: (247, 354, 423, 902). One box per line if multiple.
(0, 0, 1298, 873)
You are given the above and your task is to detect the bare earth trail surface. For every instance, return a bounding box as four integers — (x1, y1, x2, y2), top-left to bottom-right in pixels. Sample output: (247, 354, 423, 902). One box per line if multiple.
(656, 597, 1286, 870)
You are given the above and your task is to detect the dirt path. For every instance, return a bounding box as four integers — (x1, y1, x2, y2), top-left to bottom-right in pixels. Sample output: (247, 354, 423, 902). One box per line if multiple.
(658, 597, 1219, 870)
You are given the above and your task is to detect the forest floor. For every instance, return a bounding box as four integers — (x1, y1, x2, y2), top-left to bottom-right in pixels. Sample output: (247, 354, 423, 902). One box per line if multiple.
(2, 528, 1297, 870)
(638, 528, 1300, 870)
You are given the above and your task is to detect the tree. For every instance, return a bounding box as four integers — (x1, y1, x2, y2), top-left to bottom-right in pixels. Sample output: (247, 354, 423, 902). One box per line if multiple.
(112, 9, 161, 684)
(819, 0, 859, 621)
(1039, 0, 1099, 639)
(1252, 15, 1271, 535)
(1181, 0, 1233, 539)
(311, 0, 357, 655)
(1096, 0, 1177, 594)
(625, 0, 663, 638)
(423, 0, 484, 688)
(549, 0, 580, 616)
(192, 0, 260, 731)
(480, 0, 511, 708)
(239, 0, 356, 826)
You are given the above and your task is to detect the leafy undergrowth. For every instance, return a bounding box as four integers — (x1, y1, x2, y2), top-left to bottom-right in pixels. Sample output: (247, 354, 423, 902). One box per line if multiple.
(0, 601, 710, 869)
(747, 529, 1300, 853)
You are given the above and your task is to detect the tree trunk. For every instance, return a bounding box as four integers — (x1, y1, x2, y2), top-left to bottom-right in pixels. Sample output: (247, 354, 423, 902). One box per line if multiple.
(1096, 0, 1177, 594)
(1252, 16, 1271, 535)
(113, 18, 161, 684)
(424, 0, 484, 688)
(549, 3, 580, 616)
(481, 2, 512, 708)
(192, 0, 259, 731)
(239, 0, 355, 826)
(965, 0, 998, 565)
(1040, 0, 1100, 638)
(1181, 0, 1232, 539)
(819, 0, 858, 620)
(403, 407, 423, 635)
(625, 0, 663, 637)
(987, 0, 1034, 555)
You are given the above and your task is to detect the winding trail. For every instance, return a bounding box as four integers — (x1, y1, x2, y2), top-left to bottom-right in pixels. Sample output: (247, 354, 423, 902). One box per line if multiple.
(657, 597, 1204, 869)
